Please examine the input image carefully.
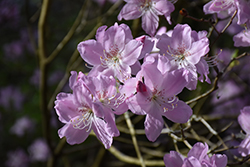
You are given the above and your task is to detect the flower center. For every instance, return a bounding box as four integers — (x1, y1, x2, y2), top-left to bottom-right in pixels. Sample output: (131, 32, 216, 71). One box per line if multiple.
(165, 44, 192, 68)
(70, 106, 93, 131)
(100, 44, 120, 68)
(139, 0, 153, 11)
(147, 88, 178, 111)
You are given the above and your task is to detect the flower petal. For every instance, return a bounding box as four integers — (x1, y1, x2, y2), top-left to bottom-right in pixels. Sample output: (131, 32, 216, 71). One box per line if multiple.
(77, 40, 103, 65)
(210, 154, 228, 167)
(187, 142, 208, 161)
(121, 39, 142, 65)
(92, 118, 113, 149)
(183, 156, 202, 167)
(141, 10, 159, 36)
(170, 24, 192, 51)
(162, 100, 192, 123)
(118, 3, 142, 21)
(58, 123, 90, 145)
(144, 113, 164, 142)
(238, 106, 250, 134)
(55, 93, 78, 123)
(238, 135, 250, 157)
(163, 151, 184, 167)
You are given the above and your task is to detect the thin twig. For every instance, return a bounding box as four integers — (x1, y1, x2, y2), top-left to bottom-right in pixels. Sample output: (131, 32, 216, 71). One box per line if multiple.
(38, 0, 52, 153)
(45, 0, 89, 64)
(124, 112, 146, 167)
(186, 77, 219, 105)
(108, 146, 165, 166)
(210, 9, 238, 47)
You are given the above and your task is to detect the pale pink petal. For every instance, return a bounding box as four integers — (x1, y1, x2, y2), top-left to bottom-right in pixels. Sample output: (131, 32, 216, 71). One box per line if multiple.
(141, 10, 159, 36)
(58, 123, 91, 145)
(121, 39, 142, 65)
(92, 118, 113, 149)
(55, 93, 78, 123)
(144, 113, 164, 142)
(95, 25, 108, 44)
(170, 24, 192, 51)
(238, 135, 250, 157)
(233, 29, 250, 47)
(161, 69, 188, 96)
(196, 58, 211, 84)
(127, 93, 149, 115)
(183, 156, 202, 167)
(187, 142, 208, 161)
(163, 151, 184, 167)
(153, 0, 174, 16)
(210, 154, 228, 167)
(118, 3, 142, 21)
(187, 40, 210, 64)
(120, 23, 134, 42)
(103, 23, 126, 51)
(130, 60, 141, 75)
(238, 106, 250, 134)
(162, 100, 192, 123)
(77, 40, 103, 65)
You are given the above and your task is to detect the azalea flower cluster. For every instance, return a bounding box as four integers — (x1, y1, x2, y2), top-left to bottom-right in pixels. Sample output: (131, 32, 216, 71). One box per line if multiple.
(53, 0, 250, 166)
(164, 142, 228, 167)
(54, 19, 214, 148)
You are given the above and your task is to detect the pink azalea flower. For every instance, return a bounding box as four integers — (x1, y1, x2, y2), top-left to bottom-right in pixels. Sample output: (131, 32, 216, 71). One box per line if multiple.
(54, 71, 120, 149)
(203, 0, 238, 15)
(122, 58, 192, 141)
(164, 142, 228, 167)
(5, 148, 30, 167)
(73, 71, 128, 115)
(233, 28, 250, 47)
(156, 24, 210, 90)
(28, 138, 50, 162)
(235, 0, 250, 25)
(10, 116, 35, 137)
(77, 23, 142, 83)
(118, 0, 175, 36)
(238, 106, 250, 156)
(203, 0, 250, 26)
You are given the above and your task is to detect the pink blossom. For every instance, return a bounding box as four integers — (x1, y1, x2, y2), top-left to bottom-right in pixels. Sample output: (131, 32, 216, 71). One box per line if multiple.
(238, 106, 250, 156)
(28, 138, 50, 162)
(236, 0, 250, 25)
(118, 0, 175, 36)
(10, 116, 35, 137)
(5, 148, 30, 167)
(203, 0, 250, 26)
(55, 71, 120, 149)
(164, 142, 228, 167)
(203, 0, 238, 15)
(233, 28, 250, 47)
(122, 58, 192, 141)
(0, 86, 25, 111)
(77, 23, 142, 82)
(156, 24, 210, 90)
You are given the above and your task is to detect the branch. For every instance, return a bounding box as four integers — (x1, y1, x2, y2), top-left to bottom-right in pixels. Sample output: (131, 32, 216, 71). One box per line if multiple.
(186, 77, 219, 105)
(38, 0, 50, 61)
(210, 9, 238, 47)
(108, 146, 165, 166)
(45, 0, 89, 64)
(38, 0, 52, 153)
(124, 112, 145, 167)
